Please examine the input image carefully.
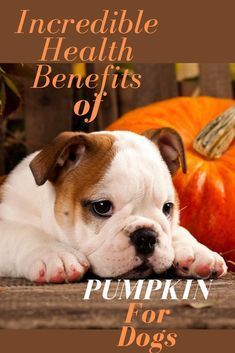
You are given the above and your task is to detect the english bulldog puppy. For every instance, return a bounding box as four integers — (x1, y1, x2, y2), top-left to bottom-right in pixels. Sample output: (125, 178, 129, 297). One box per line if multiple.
(0, 129, 227, 283)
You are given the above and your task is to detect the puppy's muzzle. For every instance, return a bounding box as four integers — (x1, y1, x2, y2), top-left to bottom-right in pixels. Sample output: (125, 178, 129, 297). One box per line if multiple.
(130, 228, 157, 256)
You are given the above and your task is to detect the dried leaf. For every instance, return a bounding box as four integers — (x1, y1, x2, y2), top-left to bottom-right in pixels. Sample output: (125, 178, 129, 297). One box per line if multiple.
(0, 66, 6, 75)
(185, 301, 215, 309)
(3, 75, 21, 99)
(0, 78, 6, 116)
(0, 64, 34, 78)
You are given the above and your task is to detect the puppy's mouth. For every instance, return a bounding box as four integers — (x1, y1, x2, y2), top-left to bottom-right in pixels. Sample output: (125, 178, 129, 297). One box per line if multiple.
(120, 262, 153, 279)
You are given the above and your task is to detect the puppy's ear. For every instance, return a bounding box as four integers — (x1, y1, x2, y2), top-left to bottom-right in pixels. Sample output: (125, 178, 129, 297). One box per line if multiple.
(30, 132, 90, 186)
(143, 127, 187, 176)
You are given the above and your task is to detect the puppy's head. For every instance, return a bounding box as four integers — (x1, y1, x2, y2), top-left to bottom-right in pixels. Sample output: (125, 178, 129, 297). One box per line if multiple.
(30, 128, 186, 278)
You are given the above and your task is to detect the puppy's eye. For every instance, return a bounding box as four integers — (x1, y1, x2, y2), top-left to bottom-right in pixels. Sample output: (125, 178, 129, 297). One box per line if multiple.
(162, 202, 174, 216)
(91, 200, 113, 217)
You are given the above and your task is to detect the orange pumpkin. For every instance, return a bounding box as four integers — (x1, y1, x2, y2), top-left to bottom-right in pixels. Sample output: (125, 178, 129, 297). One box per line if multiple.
(107, 97, 235, 269)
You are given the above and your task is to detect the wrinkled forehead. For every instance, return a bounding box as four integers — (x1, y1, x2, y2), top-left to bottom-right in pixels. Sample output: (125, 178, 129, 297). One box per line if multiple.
(96, 131, 174, 203)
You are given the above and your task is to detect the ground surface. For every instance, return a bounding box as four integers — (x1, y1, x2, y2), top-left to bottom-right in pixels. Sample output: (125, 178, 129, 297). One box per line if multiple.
(0, 273, 234, 329)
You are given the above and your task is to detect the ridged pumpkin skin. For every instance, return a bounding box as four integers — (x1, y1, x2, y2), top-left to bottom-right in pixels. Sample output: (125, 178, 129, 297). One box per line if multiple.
(107, 97, 235, 267)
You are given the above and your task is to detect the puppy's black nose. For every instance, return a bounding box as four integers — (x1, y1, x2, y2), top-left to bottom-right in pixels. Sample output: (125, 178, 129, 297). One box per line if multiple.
(130, 228, 157, 256)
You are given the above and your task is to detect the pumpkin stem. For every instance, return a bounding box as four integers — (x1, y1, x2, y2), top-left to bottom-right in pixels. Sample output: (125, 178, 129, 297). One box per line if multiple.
(193, 105, 235, 159)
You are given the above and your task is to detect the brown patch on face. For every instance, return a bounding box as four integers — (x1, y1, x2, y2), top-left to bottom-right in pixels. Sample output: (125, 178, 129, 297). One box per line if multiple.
(0, 175, 7, 202)
(54, 133, 116, 230)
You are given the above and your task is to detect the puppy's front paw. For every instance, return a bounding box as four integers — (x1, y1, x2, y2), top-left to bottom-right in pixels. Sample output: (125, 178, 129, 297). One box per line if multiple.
(21, 243, 90, 283)
(173, 242, 227, 279)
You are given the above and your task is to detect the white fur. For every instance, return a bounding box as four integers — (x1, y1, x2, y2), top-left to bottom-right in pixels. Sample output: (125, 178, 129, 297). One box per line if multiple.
(0, 131, 227, 282)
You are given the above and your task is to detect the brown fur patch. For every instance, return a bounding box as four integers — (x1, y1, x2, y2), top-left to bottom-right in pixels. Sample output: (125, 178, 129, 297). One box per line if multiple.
(30, 132, 89, 186)
(0, 176, 7, 202)
(54, 133, 116, 229)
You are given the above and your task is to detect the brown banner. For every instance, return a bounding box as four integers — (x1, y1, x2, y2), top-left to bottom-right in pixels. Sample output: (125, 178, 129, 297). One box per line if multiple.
(0, 329, 233, 353)
(0, 0, 235, 62)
